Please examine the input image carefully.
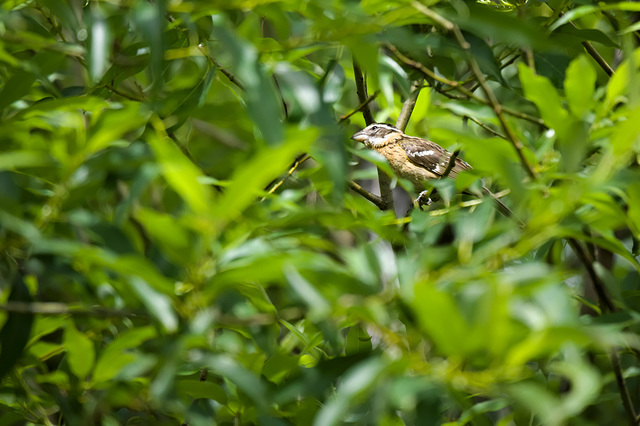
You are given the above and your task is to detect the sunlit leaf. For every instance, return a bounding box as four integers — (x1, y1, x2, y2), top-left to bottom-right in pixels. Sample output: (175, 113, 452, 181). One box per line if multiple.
(148, 116, 215, 215)
(564, 55, 596, 119)
(63, 322, 95, 380)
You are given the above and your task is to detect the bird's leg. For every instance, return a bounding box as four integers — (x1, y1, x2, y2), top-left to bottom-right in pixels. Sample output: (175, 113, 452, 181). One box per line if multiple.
(414, 190, 433, 209)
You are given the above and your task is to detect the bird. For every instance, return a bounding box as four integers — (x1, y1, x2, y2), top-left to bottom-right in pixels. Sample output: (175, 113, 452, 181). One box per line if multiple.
(350, 123, 516, 219)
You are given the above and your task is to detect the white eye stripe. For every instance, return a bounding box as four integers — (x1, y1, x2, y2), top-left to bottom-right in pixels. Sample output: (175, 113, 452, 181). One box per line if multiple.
(368, 123, 398, 131)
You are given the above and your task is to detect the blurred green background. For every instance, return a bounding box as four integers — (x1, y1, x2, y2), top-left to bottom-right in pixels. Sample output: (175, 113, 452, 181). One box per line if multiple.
(1, 0, 640, 425)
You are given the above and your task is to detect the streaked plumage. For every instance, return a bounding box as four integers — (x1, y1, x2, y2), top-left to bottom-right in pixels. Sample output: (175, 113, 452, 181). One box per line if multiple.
(351, 123, 517, 220)
(351, 123, 471, 187)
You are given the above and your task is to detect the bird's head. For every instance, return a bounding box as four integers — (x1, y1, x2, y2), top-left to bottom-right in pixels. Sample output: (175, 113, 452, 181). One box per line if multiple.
(350, 123, 401, 148)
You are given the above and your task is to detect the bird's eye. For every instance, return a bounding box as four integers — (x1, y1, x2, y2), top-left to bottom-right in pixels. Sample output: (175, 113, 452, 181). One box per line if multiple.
(371, 125, 378, 131)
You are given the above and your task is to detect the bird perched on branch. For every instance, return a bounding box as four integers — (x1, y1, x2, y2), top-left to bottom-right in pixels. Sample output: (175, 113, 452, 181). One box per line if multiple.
(351, 123, 515, 219)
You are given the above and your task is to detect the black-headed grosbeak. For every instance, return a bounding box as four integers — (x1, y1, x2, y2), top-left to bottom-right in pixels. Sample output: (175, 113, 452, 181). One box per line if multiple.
(351, 123, 515, 218)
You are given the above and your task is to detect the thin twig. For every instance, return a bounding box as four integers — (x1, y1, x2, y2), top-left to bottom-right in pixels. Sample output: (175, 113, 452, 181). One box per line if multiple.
(348, 181, 385, 209)
(466, 115, 507, 139)
(567, 20, 615, 77)
(197, 45, 245, 91)
(0, 302, 145, 318)
(352, 61, 375, 125)
(452, 29, 538, 180)
(262, 154, 310, 200)
(437, 102, 508, 139)
(581, 39, 615, 77)
(442, 50, 520, 93)
(387, 43, 544, 126)
(396, 83, 422, 131)
(339, 91, 380, 123)
(610, 350, 638, 426)
(568, 237, 637, 424)
(442, 149, 460, 179)
(411, 5, 538, 181)
(104, 83, 145, 102)
(567, 238, 615, 312)
(412, 149, 460, 211)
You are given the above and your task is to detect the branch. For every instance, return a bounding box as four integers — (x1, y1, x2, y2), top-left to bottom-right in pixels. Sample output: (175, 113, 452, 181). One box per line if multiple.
(442, 50, 520, 93)
(581, 39, 615, 77)
(566, 19, 614, 77)
(438, 102, 508, 139)
(611, 350, 638, 426)
(197, 45, 245, 91)
(442, 149, 460, 179)
(567, 238, 615, 312)
(262, 154, 310, 200)
(353, 59, 394, 212)
(567, 237, 637, 424)
(465, 115, 507, 139)
(352, 61, 375, 125)
(102, 82, 144, 102)
(411, 3, 538, 181)
(339, 91, 380, 123)
(451, 30, 538, 181)
(348, 181, 385, 209)
(0, 302, 146, 318)
(387, 43, 544, 126)
(396, 83, 422, 131)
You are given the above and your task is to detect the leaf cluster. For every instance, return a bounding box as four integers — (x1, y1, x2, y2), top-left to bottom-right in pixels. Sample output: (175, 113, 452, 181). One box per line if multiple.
(1, 1, 640, 425)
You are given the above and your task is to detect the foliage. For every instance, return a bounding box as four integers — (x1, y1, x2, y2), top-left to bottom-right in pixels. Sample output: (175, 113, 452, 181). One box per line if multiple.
(1, 0, 640, 425)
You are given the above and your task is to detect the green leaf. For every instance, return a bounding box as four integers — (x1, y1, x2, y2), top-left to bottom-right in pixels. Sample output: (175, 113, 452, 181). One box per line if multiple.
(211, 127, 315, 229)
(466, 32, 505, 85)
(604, 48, 640, 113)
(348, 37, 379, 92)
(412, 284, 474, 356)
(148, 116, 215, 215)
(28, 316, 67, 346)
(564, 55, 596, 119)
(134, 208, 192, 263)
(345, 325, 372, 356)
(284, 265, 331, 320)
(550, 3, 640, 32)
(554, 26, 618, 49)
(176, 380, 227, 403)
(93, 327, 157, 384)
(506, 327, 592, 366)
(0, 72, 36, 112)
(455, 3, 552, 49)
(128, 276, 178, 333)
(211, 23, 284, 146)
(205, 355, 269, 410)
(628, 183, 640, 235)
(518, 63, 569, 136)
(63, 322, 95, 380)
(0, 277, 34, 381)
(86, 103, 149, 155)
(0, 50, 65, 112)
(0, 151, 52, 171)
(314, 357, 391, 426)
(133, 1, 164, 94)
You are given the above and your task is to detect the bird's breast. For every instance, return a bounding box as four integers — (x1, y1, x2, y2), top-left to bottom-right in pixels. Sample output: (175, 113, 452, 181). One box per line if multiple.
(375, 144, 435, 188)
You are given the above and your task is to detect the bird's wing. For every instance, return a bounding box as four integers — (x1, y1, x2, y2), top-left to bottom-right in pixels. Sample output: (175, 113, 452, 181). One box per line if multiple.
(399, 137, 471, 178)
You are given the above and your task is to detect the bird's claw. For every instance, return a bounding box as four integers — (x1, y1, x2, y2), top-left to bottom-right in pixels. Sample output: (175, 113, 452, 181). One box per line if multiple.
(414, 191, 432, 208)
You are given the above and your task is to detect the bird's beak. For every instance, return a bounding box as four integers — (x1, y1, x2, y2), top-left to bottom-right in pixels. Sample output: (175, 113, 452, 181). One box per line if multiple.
(351, 130, 367, 142)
